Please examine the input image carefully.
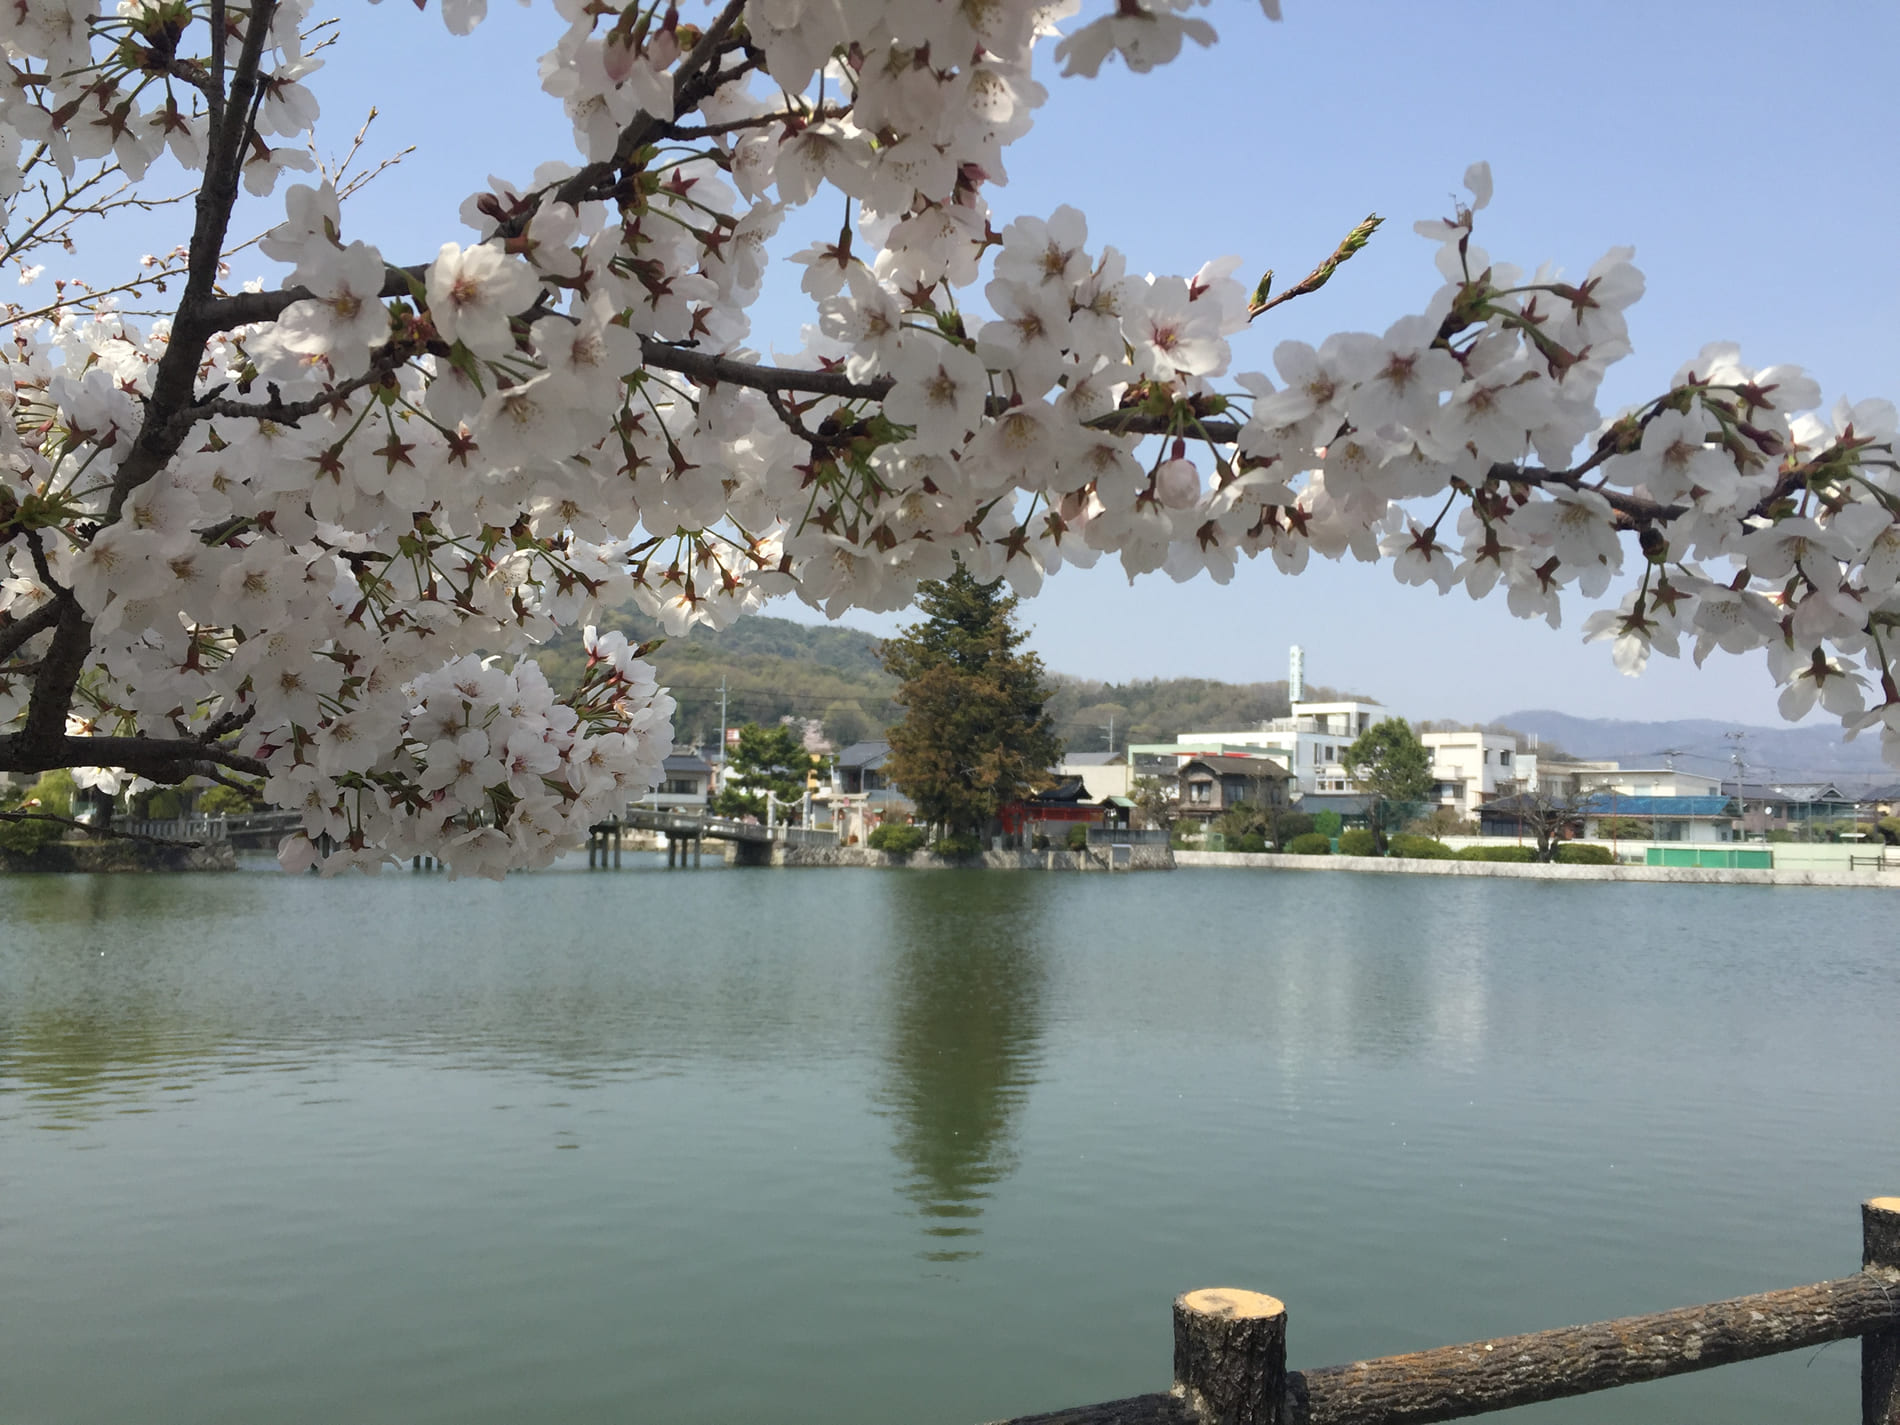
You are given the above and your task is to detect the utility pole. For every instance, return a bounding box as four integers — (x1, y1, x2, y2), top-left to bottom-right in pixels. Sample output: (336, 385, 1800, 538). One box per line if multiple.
(1107, 713, 1114, 756)
(718, 675, 729, 793)
(1725, 730, 1748, 839)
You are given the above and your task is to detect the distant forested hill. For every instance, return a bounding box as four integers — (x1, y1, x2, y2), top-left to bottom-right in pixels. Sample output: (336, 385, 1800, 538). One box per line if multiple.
(531, 606, 1366, 753)
(1046, 676, 1368, 754)
(533, 609, 898, 749)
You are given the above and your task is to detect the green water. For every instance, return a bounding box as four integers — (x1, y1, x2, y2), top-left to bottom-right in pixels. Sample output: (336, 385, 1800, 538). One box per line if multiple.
(2, 862, 1895, 1424)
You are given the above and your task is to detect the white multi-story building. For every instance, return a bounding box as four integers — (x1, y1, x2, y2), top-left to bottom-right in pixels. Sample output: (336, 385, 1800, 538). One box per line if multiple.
(1172, 698, 1392, 797)
(1420, 730, 1533, 819)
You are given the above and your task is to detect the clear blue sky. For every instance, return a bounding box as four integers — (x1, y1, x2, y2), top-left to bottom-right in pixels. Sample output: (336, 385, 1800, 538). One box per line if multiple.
(163, 3, 1900, 727)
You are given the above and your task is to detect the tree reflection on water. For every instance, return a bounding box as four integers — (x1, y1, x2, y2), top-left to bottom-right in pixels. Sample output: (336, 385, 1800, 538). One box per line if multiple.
(876, 874, 1048, 1260)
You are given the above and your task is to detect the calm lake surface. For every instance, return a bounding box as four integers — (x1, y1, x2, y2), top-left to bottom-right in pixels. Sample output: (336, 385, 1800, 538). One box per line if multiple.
(2, 861, 1896, 1425)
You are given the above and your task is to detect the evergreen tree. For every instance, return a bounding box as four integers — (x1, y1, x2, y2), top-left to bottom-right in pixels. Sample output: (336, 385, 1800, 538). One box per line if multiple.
(881, 567, 1062, 840)
(713, 722, 810, 822)
(1343, 718, 1435, 853)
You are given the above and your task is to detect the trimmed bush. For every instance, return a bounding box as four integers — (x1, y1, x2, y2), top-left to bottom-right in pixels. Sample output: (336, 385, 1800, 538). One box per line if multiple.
(934, 832, 983, 858)
(1313, 810, 1343, 839)
(1457, 844, 1537, 862)
(1387, 833, 1454, 859)
(1232, 832, 1268, 854)
(867, 822, 927, 855)
(1555, 841, 1614, 865)
(1337, 827, 1378, 856)
(1285, 832, 1331, 856)
(1066, 824, 1090, 851)
(1270, 812, 1315, 848)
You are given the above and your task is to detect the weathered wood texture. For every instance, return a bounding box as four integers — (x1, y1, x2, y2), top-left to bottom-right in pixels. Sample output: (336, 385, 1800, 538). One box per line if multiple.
(1173, 1289, 1288, 1425)
(987, 1393, 1197, 1425)
(1867, 1198, 1900, 1425)
(1285, 1271, 1900, 1425)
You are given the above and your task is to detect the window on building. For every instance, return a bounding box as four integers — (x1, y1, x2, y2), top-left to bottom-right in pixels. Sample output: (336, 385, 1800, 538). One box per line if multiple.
(1189, 781, 1211, 804)
(1499, 749, 1512, 765)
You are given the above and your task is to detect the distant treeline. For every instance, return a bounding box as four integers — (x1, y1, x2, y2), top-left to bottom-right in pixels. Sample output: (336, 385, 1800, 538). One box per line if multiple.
(533, 605, 1367, 753)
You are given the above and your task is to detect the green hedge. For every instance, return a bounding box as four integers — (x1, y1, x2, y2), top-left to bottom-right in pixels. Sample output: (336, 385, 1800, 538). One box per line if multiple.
(1337, 827, 1378, 856)
(1456, 844, 1538, 862)
(867, 822, 927, 855)
(1285, 832, 1332, 856)
(1387, 833, 1454, 860)
(1555, 841, 1614, 865)
(933, 832, 983, 858)
(1066, 824, 1090, 851)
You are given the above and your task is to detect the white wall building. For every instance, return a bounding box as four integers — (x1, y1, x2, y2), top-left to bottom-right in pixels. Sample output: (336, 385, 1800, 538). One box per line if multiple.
(1057, 752, 1132, 801)
(1576, 767, 1723, 798)
(1420, 730, 1532, 819)
(1173, 698, 1391, 797)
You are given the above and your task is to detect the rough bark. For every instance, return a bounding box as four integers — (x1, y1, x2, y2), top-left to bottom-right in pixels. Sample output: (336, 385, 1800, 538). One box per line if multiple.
(1286, 1272, 1900, 1425)
(987, 1394, 1197, 1425)
(1867, 1198, 1900, 1425)
(1173, 1288, 1288, 1425)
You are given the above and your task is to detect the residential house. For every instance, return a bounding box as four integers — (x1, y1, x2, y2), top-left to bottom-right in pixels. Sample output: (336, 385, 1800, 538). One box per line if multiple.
(1528, 758, 1619, 799)
(1057, 751, 1131, 801)
(636, 752, 714, 811)
(1576, 766, 1724, 798)
(1171, 752, 1295, 826)
(1169, 697, 1392, 796)
(1477, 793, 1584, 842)
(1722, 779, 1855, 838)
(830, 739, 913, 843)
(1580, 792, 1740, 842)
(1857, 783, 1900, 820)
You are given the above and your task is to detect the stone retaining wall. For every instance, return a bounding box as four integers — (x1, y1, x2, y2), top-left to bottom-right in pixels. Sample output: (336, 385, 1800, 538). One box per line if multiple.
(762, 843, 1173, 871)
(1, 838, 238, 873)
(1172, 849, 1900, 889)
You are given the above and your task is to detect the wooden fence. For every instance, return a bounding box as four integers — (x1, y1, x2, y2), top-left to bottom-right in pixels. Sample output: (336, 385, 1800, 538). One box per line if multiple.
(990, 1196, 1900, 1425)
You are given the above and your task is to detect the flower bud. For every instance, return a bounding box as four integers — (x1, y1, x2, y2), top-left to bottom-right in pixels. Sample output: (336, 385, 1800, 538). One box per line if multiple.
(1155, 457, 1202, 509)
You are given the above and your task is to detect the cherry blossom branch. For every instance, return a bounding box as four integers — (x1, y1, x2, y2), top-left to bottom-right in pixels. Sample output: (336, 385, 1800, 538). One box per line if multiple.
(0, 733, 267, 780)
(15, 0, 278, 768)
(539, 0, 752, 223)
(0, 809, 218, 848)
(0, 597, 67, 665)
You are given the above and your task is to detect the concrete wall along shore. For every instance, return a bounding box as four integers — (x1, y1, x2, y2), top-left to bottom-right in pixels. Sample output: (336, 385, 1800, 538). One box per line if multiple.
(1174, 849, 1900, 889)
(748, 843, 1175, 871)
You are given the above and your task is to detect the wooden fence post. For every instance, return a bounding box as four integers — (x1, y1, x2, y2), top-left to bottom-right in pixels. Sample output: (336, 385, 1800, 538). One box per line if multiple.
(1173, 1289, 1286, 1425)
(1867, 1197, 1900, 1425)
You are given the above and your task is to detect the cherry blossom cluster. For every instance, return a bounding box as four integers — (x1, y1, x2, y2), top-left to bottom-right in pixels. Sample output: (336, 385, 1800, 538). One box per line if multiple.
(3, 0, 1897, 879)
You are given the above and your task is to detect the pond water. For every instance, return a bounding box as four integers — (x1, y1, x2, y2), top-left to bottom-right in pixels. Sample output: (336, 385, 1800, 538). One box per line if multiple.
(2, 861, 1896, 1424)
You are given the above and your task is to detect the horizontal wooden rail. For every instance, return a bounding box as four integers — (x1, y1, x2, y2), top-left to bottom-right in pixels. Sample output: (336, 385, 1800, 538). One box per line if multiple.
(1288, 1270, 1898, 1424)
(986, 1197, 1900, 1425)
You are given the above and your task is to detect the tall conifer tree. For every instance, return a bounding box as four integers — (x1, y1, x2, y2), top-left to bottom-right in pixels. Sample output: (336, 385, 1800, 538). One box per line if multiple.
(881, 567, 1062, 840)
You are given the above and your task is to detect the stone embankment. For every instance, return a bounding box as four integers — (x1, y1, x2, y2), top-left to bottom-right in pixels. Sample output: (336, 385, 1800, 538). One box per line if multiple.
(747, 843, 1174, 871)
(1, 838, 238, 873)
(1173, 849, 1900, 889)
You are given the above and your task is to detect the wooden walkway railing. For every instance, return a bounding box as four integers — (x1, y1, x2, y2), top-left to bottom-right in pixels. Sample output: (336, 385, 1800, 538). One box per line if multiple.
(990, 1197, 1900, 1425)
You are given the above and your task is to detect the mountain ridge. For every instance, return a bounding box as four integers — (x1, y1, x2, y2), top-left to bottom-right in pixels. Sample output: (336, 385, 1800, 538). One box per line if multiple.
(1495, 708, 1891, 784)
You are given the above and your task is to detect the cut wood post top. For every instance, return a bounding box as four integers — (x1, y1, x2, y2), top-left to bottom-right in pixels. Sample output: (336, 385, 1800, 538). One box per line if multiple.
(1178, 1290, 1287, 1321)
(1868, 1198, 1900, 1272)
(1174, 1289, 1288, 1425)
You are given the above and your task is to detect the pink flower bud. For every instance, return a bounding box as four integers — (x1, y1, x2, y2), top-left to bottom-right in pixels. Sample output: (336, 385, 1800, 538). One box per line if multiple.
(1155, 457, 1202, 509)
(602, 33, 637, 85)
